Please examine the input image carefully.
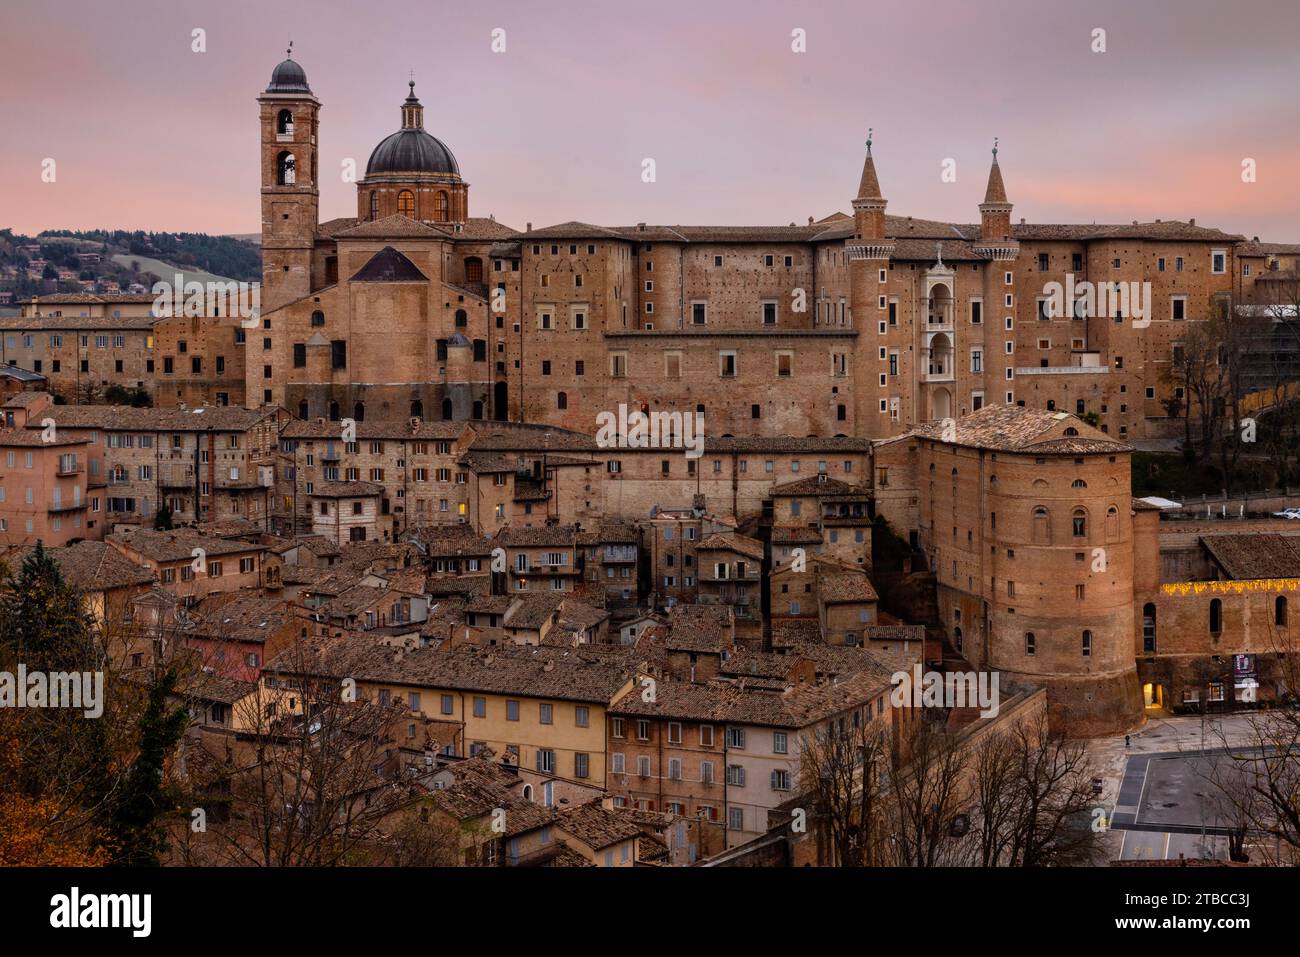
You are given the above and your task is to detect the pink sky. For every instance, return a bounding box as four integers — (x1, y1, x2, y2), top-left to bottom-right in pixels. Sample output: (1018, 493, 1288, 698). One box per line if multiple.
(3, 0, 1299, 240)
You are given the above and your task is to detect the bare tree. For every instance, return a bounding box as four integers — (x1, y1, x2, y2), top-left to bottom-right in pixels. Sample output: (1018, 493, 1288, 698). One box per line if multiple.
(797, 720, 890, 866)
(176, 638, 424, 867)
(1004, 713, 1104, 866)
(880, 723, 969, 867)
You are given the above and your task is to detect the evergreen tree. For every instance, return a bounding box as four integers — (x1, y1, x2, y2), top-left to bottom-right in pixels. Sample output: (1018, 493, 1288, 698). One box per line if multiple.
(153, 502, 174, 530)
(109, 667, 189, 866)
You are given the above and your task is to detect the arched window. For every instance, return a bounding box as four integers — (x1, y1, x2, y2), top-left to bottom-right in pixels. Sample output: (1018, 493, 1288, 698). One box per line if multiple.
(1072, 508, 1087, 538)
(1025, 632, 1036, 656)
(276, 109, 294, 135)
(1209, 598, 1222, 635)
(410, 399, 423, 418)
(455, 309, 467, 328)
(441, 398, 454, 421)
(276, 151, 296, 185)
(328, 400, 340, 421)
(434, 191, 449, 222)
(557, 392, 568, 410)
(297, 399, 308, 420)
(1064, 426, 1079, 436)
(1047, 400, 1056, 411)
(1276, 595, 1288, 627)
(1071, 479, 1087, 488)
(368, 191, 378, 221)
(397, 190, 415, 218)
(1143, 602, 1157, 652)
(311, 310, 325, 327)
(1081, 630, 1092, 657)
(1105, 505, 1119, 541)
(954, 626, 963, 653)
(353, 401, 365, 422)
(1032, 506, 1051, 544)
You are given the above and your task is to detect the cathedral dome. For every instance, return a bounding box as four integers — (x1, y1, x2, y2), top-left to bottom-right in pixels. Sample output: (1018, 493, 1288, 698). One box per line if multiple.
(365, 81, 460, 176)
(266, 55, 310, 94)
(366, 129, 460, 176)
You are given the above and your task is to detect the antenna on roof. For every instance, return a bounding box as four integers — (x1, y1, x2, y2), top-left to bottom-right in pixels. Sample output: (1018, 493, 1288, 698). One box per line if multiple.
(286, 40, 293, 59)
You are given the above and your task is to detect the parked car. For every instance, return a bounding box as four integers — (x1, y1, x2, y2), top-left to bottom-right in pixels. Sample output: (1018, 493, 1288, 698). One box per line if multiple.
(1272, 508, 1300, 519)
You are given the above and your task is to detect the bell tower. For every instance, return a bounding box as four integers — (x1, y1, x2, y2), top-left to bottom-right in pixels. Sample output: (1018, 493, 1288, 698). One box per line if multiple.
(258, 45, 320, 312)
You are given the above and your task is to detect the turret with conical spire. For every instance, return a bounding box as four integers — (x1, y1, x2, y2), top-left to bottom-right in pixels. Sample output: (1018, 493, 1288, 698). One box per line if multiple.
(979, 138, 1013, 242)
(852, 129, 889, 245)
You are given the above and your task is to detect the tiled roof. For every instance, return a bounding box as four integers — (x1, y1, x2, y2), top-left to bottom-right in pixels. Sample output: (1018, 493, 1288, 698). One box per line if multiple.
(819, 572, 879, 604)
(555, 803, 644, 850)
(316, 217, 361, 238)
(311, 480, 383, 498)
(335, 215, 444, 240)
(770, 525, 823, 546)
(612, 667, 892, 729)
(890, 404, 1130, 455)
(465, 421, 600, 453)
(184, 592, 298, 644)
(494, 523, 580, 548)
(1, 540, 155, 591)
(270, 635, 637, 704)
(576, 520, 640, 545)
(515, 214, 1242, 249)
(696, 533, 764, 561)
(281, 417, 464, 441)
(1200, 534, 1300, 581)
(108, 527, 265, 562)
(0, 427, 84, 447)
(403, 524, 492, 557)
(39, 404, 278, 433)
(185, 673, 259, 705)
(19, 293, 157, 304)
(0, 315, 157, 331)
(502, 592, 566, 630)
(441, 217, 520, 241)
(664, 604, 734, 653)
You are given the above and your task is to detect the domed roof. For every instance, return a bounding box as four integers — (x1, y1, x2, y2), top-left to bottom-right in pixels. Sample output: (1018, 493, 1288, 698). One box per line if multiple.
(365, 81, 459, 176)
(266, 53, 310, 94)
(367, 129, 460, 176)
